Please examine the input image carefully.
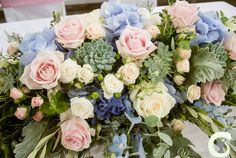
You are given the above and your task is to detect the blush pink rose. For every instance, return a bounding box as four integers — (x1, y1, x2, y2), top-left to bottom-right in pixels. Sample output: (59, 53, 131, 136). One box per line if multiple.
(170, 0, 199, 28)
(20, 51, 63, 90)
(32, 111, 44, 122)
(55, 17, 85, 49)
(31, 96, 44, 108)
(224, 32, 236, 60)
(15, 107, 27, 120)
(61, 118, 95, 152)
(201, 81, 226, 106)
(116, 26, 157, 61)
(10, 87, 23, 100)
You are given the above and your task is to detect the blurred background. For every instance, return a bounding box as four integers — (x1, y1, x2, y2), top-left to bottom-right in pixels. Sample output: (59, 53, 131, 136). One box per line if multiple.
(0, 0, 235, 23)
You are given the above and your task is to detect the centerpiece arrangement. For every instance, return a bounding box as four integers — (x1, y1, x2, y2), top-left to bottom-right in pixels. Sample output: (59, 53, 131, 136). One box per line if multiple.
(0, 0, 236, 157)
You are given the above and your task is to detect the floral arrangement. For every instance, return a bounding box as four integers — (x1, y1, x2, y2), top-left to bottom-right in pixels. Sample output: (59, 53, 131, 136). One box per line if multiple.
(0, 0, 236, 158)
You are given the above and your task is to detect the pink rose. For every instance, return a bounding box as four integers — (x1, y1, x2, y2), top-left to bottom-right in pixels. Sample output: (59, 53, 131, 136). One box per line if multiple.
(20, 51, 63, 90)
(224, 32, 236, 60)
(61, 118, 95, 152)
(32, 111, 44, 122)
(55, 17, 85, 49)
(202, 81, 225, 106)
(31, 96, 44, 108)
(116, 26, 157, 61)
(10, 87, 23, 100)
(15, 107, 27, 120)
(170, 0, 199, 28)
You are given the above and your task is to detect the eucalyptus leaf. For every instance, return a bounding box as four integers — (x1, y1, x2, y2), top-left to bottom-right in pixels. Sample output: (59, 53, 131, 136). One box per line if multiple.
(158, 132, 173, 146)
(164, 150, 171, 158)
(144, 115, 163, 127)
(153, 143, 169, 158)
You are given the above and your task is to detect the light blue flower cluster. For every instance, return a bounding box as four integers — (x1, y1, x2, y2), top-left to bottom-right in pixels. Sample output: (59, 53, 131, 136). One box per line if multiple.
(109, 134, 127, 157)
(191, 12, 227, 45)
(101, 0, 143, 43)
(19, 28, 57, 65)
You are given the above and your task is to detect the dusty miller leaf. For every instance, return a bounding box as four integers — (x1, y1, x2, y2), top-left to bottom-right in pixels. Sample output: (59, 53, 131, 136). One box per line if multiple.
(186, 45, 224, 85)
(14, 121, 47, 158)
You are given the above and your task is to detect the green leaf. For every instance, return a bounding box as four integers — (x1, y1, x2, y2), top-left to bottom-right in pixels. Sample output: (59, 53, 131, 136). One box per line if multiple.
(14, 122, 47, 158)
(164, 150, 171, 158)
(153, 143, 169, 158)
(158, 132, 173, 146)
(187, 45, 224, 84)
(198, 113, 213, 124)
(186, 106, 198, 118)
(144, 115, 163, 127)
(28, 129, 59, 158)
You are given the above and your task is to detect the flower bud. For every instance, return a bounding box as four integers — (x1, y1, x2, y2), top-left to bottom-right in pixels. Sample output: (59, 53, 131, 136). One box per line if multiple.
(10, 88, 23, 100)
(178, 48, 191, 60)
(172, 119, 185, 131)
(146, 25, 160, 38)
(187, 85, 201, 103)
(14, 107, 27, 120)
(31, 96, 44, 108)
(173, 75, 185, 86)
(32, 111, 44, 122)
(176, 60, 190, 73)
(7, 41, 19, 57)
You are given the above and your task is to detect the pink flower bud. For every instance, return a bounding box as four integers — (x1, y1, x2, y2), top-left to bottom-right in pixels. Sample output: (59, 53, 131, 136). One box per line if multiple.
(21, 86, 30, 94)
(178, 48, 191, 60)
(31, 96, 44, 108)
(32, 111, 44, 122)
(10, 87, 23, 100)
(14, 107, 27, 120)
(172, 119, 185, 131)
(176, 60, 190, 73)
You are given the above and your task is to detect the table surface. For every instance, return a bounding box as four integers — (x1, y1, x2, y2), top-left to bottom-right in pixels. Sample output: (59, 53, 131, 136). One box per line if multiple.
(0, 1, 235, 158)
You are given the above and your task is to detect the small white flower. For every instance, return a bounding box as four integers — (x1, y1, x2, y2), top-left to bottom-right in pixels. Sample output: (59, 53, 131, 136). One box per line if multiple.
(60, 59, 79, 83)
(86, 23, 105, 40)
(173, 75, 185, 86)
(187, 85, 201, 103)
(176, 60, 190, 73)
(102, 74, 124, 99)
(77, 64, 94, 84)
(117, 63, 140, 85)
(70, 97, 94, 119)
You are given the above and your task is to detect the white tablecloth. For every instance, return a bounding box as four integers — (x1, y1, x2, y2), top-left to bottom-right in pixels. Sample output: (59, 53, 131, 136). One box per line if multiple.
(0, 1, 235, 158)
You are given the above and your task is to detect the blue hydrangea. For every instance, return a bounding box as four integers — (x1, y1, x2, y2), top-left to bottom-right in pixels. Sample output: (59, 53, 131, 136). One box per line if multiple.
(134, 134, 146, 158)
(94, 94, 132, 120)
(101, 0, 143, 44)
(108, 134, 127, 157)
(191, 11, 227, 45)
(19, 28, 57, 65)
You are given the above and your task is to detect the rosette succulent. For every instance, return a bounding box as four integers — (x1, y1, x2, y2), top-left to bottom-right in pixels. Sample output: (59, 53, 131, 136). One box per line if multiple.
(75, 39, 116, 73)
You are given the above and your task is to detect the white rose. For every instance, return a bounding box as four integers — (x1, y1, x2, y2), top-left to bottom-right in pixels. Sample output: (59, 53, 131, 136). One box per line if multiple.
(173, 75, 185, 86)
(103, 74, 124, 99)
(60, 59, 79, 83)
(134, 91, 176, 118)
(187, 85, 201, 103)
(70, 97, 94, 119)
(177, 48, 191, 60)
(118, 63, 140, 85)
(77, 64, 94, 84)
(146, 25, 160, 38)
(86, 23, 105, 40)
(176, 60, 190, 73)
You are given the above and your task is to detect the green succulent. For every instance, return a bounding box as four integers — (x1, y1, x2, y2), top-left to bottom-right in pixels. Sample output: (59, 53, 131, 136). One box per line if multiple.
(75, 39, 116, 73)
